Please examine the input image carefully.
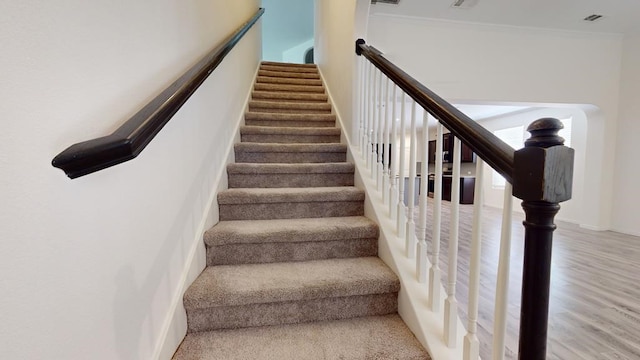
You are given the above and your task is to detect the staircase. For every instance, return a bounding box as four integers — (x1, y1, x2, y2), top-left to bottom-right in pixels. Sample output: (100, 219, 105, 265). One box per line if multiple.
(172, 61, 429, 359)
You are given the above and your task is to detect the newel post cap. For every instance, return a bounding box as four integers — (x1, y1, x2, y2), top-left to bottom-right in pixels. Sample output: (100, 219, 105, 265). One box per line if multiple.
(356, 39, 366, 55)
(513, 118, 575, 203)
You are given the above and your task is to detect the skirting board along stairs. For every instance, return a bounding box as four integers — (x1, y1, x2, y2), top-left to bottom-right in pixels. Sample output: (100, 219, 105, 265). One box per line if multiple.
(172, 61, 430, 360)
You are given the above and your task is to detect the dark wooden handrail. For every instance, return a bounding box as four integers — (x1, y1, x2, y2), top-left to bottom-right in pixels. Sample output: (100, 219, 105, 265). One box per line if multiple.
(52, 8, 265, 179)
(356, 40, 515, 183)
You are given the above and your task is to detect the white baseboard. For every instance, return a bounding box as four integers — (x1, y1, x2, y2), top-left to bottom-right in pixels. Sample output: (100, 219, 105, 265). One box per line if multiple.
(579, 224, 609, 232)
(609, 226, 640, 237)
(152, 64, 260, 360)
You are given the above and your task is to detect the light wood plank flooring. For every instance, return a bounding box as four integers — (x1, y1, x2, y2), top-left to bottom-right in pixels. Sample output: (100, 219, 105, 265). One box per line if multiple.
(415, 203, 640, 360)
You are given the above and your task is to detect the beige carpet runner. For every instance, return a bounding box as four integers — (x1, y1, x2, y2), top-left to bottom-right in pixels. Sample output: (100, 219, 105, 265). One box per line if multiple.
(173, 61, 430, 359)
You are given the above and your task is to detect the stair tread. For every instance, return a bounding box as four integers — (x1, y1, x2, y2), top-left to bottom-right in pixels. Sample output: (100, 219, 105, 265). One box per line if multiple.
(184, 257, 399, 309)
(218, 186, 364, 204)
(240, 125, 340, 135)
(235, 143, 346, 152)
(258, 69, 320, 79)
(245, 111, 335, 121)
(173, 314, 430, 360)
(248, 100, 331, 111)
(260, 64, 319, 73)
(252, 90, 328, 102)
(256, 76, 323, 86)
(227, 162, 354, 174)
(205, 216, 377, 246)
(255, 83, 325, 93)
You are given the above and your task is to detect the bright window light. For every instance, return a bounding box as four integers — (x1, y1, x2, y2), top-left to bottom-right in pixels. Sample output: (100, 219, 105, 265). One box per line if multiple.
(492, 125, 524, 189)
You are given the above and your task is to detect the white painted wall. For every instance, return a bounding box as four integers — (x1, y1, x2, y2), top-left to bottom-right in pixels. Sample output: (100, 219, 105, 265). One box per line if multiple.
(612, 34, 640, 236)
(0, 1, 261, 359)
(315, 0, 371, 143)
(367, 15, 623, 231)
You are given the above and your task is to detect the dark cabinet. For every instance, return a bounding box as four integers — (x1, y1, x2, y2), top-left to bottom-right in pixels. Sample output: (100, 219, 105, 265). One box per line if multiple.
(428, 133, 475, 163)
(427, 175, 475, 204)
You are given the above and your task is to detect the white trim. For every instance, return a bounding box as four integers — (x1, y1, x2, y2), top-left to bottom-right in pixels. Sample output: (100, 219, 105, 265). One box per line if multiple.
(152, 63, 260, 360)
(579, 224, 610, 232)
(610, 227, 640, 237)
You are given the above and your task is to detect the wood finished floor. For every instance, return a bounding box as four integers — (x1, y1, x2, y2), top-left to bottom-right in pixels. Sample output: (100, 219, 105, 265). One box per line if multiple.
(413, 202, 640, 360)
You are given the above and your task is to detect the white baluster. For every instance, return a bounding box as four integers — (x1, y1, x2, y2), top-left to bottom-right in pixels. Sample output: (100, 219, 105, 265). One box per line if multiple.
(429, 123, 444, 312)
(366, 65, 375, 169)
(382, 77, 391, 201)
(389, 84, 398, 221)
(444, 137, 462, 347)
(464, 158, 484, 360)
(376, 72, 385, 191)
(359, 58, 366, 156)
(370, 69, 380, 178)
(405, 100, 417, 259)
(416, 113, 430, 283)
(492, 183, 513, 360)
(396, 92, 407, 238)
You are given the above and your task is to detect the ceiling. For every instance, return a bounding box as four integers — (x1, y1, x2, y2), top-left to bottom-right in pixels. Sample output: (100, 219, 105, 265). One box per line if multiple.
(370, 0, 640, 35)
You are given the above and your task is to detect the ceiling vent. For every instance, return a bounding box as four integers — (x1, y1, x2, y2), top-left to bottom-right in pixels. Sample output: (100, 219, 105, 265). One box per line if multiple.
(371, 0, 400, 4)
(451, 0, 479, 9)
(583, 14, 604, 22)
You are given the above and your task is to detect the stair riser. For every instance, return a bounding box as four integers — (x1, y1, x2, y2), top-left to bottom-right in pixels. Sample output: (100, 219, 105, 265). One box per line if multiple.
(244, 119, 335, 128)
(186, 292, 398, 332)
(240, 134, 340, 143)
(234, 151, 346, 163)
(258, 70, 320, 79)
(219, 201, 363, 220)
(207, 239, 377, 266)
(261, 61, 317, 68)
(248, 106, 331, 114)
(260, 65, 318, 73)
(257, 77, 323, 86)
(255, 84, 325, 93)
(228, 173, 354, 188)
(252, 92, 328, 103)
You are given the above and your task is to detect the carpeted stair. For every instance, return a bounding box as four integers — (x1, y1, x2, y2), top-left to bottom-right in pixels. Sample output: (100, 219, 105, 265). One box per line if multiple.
(173, 61, 430, 359)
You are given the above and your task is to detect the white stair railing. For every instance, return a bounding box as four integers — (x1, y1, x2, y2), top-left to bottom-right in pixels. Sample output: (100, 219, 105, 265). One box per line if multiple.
(389, 84, 399, 221)
(353, 50, 558, 360)
(416, 113, 430, 283)
(463, 158, 484, 360)
(358, 56, 366, 158)
(492, 184, 513, 360)
(429, 123, 444, 312)
(376, 70, 384, 191)
(382, 77, 391, 204)
(405, 100, 418, 259)
(397, 92, 407, 238)
(444, 136, 462, 347)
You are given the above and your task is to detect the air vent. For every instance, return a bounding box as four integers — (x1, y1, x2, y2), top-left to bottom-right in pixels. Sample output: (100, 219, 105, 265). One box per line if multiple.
(451, 0, 478, 9)
(371, 0, 400, 4)
(584, 14, 603, 22)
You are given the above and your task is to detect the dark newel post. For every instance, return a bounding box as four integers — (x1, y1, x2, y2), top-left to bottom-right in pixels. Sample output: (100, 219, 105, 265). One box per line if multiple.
(512, 118, 574, 360)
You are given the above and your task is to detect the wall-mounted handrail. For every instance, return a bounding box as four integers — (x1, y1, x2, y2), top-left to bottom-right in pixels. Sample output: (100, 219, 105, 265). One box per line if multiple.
(356, 40, 515, 183)
(52, 8, 265, 179)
